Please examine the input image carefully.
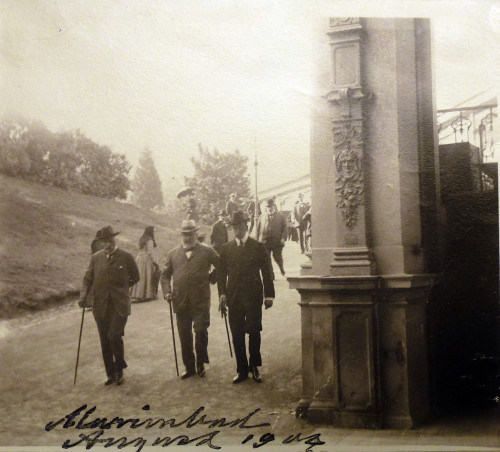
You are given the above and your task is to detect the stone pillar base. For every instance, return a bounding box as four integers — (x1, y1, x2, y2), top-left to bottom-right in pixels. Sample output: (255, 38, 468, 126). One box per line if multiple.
(289, 274, 434, 429)
(306, 401, 382, 429)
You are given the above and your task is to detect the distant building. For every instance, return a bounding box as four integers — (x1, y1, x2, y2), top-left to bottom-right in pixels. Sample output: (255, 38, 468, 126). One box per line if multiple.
(437, 89, 498, 162)
(258, 174, 311, 212)
(259, 90, 498, 205)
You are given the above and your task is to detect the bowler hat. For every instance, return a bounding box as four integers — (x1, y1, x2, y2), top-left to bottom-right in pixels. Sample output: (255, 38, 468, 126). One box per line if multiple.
(180, 219, 199, 233)
(266, 198, 275, 207)
(96, 226, 120, 240)
(230, 210, 249, 226)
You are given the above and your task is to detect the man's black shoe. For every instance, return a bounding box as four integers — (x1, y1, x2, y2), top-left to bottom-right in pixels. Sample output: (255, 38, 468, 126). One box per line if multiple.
(232, 373, 248, 384)
(181, 370, 196, 379)
(115, 370, 124, 385)
(197, 364, 206, 377)
(104, 375, 116, 386)
(250, 367, 263, 383)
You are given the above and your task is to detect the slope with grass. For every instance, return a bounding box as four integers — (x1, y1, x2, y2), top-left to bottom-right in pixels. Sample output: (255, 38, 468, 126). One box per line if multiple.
(0, 174, 184, 319)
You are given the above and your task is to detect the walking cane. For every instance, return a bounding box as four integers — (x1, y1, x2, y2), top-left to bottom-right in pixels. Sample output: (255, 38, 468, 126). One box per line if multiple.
(74, 306, 86, 385)
(223, 311, 233, 358)
(168, 300, 179, 377)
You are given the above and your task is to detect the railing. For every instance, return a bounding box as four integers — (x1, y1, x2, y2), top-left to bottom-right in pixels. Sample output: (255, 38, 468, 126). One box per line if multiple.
(437, 102, 498, 163)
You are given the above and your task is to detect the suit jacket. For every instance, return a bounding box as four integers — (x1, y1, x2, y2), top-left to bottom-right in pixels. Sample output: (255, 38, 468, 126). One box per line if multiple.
(293, 201, 310, 226)
(80, 248, 140, 320)
(160, 242, 219, 314)
(217, 237, 274, 309)
(210, 220, 228, 254)
(225, 200, 239, 217)
(255, 211, 287, 245)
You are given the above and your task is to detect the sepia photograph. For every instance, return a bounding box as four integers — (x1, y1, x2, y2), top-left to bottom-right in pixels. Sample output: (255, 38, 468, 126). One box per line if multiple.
(0, 1, 499, 451)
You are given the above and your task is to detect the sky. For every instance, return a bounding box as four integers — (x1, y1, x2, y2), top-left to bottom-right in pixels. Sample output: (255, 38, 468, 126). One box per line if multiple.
(1, 0, 499, 198)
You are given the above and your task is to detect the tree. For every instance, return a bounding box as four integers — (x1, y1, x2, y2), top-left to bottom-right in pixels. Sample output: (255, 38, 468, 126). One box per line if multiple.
(185, 143, 251, 224)
(131, 148, 164, 211)
(0, 116, 132, 199)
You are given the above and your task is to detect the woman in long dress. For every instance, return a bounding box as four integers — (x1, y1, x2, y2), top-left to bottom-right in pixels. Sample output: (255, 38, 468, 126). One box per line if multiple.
(130, 226, 159, 302)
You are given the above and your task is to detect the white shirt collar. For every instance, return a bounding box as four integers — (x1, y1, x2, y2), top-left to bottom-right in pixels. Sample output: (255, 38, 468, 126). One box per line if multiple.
(235, 232, 249, 247)
(106, 246, 118, 257)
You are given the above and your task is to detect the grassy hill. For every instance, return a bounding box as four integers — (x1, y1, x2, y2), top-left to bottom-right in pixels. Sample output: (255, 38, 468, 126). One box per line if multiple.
(0, 174, 194, 319)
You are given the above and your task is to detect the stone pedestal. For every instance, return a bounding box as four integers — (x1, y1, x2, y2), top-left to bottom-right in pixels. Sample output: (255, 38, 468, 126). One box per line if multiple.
(290, 274, 433, 428)
(291, 18, 438, 429)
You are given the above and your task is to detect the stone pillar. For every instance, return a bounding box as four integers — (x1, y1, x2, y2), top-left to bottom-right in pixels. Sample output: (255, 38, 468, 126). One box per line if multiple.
(290, 17, 437, 429)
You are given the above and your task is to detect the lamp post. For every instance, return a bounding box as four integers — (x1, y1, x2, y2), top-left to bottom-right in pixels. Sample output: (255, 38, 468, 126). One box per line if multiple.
(254, 137, 259, 218)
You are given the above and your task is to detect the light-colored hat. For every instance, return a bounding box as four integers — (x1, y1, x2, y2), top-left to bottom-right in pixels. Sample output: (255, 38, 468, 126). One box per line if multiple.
(180, 219, 199, 234)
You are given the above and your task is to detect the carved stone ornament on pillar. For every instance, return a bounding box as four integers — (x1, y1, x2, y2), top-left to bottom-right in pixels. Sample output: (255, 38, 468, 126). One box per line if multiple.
(333, 124, 364, 228)
(326, 17, 373, 275)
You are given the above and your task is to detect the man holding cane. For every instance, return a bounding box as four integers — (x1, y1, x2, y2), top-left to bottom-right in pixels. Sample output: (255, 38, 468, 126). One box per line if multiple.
(78, 226, 139, 386)
(217, 210, 275, 384)
(160, 220, 219, 379)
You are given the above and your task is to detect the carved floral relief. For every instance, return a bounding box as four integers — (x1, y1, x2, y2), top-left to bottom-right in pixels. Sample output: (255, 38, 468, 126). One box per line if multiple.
(333, 125, 364, 228)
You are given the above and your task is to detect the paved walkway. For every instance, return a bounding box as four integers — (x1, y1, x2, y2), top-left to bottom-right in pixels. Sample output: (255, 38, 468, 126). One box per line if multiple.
(0, 241, 499, 451)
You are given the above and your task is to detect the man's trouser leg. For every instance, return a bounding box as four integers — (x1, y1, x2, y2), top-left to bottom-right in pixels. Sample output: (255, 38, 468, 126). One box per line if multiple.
(193, 307, 210, 365)
(271, 246, 285, 275)
(107, 312, 128, 372)
(246, 302, 263, 369)
(95, 317, 115, 378)
(248, 332, 262, 369)
(298, 223, 306, 252)
(176, 312, 196, 373)
(263, 243, 275, 280)
(228, 307, 248, 375)
(95, 303, 128, 376)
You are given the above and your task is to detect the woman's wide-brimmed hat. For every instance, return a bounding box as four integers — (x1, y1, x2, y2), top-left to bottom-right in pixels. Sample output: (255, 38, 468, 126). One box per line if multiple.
(96, 225, 120, 240)
(180, 219, 199, 233)
(229, 210, 250, 226)
(176, 187, 194, 199)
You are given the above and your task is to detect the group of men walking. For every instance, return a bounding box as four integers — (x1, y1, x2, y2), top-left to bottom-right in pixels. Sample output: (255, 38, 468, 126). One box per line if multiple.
(78, 209, 275, 387)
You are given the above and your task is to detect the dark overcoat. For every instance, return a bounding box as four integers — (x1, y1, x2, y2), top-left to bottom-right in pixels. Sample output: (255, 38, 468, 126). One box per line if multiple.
(80, 248, 140, 320)
(210, 220, 228, 254)
(255, 211, 287, 246)
(217, 237, 274, 310)
(160, 242, 219, 315)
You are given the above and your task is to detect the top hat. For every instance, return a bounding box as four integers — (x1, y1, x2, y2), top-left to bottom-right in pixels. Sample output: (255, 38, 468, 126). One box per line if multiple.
(266, 198, 276, 207)
(96, 226, 120, 240)
(229, 210, 250, 226)
(180, 219, 199, 234)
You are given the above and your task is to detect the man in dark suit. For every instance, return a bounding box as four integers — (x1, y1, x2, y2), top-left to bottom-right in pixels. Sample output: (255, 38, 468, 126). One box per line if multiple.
(160, 220, 219, 379)
(79, 226, 140, 386)
(246, 199, 261, 235)
(255, 198, 288, 277)
(293, 192, 310, 254)
(225, 193, 239, 219)
(217, 210, 275, 384)
(210, 210, 228, 254)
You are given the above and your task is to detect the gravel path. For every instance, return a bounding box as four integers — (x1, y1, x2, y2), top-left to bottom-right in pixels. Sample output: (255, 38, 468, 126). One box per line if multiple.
(2, 242, 499, 451)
